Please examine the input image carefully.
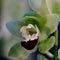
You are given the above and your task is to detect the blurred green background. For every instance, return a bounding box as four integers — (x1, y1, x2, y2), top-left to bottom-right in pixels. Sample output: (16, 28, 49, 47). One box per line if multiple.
(0, 0, 34, 60)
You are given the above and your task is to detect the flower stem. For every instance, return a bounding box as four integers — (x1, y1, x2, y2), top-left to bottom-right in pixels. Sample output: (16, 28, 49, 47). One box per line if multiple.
(53, 45, 58, 60)
(46, 52, 54, 58)
(53, 29, 58, 60)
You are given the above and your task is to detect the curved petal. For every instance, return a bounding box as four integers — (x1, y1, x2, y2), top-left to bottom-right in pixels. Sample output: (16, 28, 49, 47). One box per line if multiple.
(6, 20, 25, 39)
(8, 42, 37, 59)
(23, 12, 46, 41)
(20, 26, 29, 39)
(40, 14, 59, 41)
(44, 14, 59, 34)
(24, 13, 59, 41)
(8, 43, 29, 59)
(28, 0, 49, 16)
(24, 12, 47, 30)
(38, 36, 55, 53)
(46, 0, 60, 14)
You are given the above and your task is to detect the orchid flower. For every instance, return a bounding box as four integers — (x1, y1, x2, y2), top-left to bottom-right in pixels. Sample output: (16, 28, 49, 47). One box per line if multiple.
(6, 0, 60, 60)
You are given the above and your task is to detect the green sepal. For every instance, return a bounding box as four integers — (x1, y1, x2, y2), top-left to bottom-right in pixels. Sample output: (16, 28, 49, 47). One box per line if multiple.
(38, 36, 55, 53)
(6, 21, 25, 38)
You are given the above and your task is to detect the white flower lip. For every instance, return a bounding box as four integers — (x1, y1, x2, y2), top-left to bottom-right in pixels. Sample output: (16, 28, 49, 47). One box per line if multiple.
(20, 24, 40, 42)
(20, 24, 40, 50)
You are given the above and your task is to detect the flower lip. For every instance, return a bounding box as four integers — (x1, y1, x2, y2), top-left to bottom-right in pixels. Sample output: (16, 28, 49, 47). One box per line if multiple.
(21, 36, 39, 50)
(20, 24, 40, 50)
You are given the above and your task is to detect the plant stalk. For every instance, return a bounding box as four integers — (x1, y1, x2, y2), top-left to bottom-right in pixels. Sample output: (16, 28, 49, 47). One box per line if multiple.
(53, 29, 58, 60)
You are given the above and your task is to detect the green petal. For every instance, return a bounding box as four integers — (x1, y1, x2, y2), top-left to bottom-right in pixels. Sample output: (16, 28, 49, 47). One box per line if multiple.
(38, 36, 55, 53)
(44, 14, 59, 34)
(28, 0, 49, 16)
(8, 43, 29, 59)
(29, 0, 60, 15)
(24, 14, 47, 41)
(8, 42, 37, 59)
(46, 0, 60, 14)
(40, 14, 59, 41)
(24, 13, 59, 41)
(6, 21, 25, 38)
(24, 16, 47, 41)
(8, 43, 30, 59)
(23, 12, 39, 17)
(24, 12, 46, 30)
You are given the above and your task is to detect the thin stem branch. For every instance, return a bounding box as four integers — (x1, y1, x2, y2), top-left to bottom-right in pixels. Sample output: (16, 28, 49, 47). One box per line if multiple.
(46, 52, 54, 58)
(53, 29, 58, 60)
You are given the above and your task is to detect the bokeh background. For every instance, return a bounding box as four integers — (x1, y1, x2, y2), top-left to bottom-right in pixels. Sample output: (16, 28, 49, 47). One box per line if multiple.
(0, 0, 37, 60)
(0, 0, 60, 60)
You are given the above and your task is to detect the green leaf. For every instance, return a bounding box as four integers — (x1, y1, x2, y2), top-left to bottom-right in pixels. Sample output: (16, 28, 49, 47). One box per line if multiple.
(28, 0, 49, 16)
(38, 36, 55, 53)
(6, 21, 25, 38)
(8, 43, 30, 59)
(46, 0, 60, 14)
